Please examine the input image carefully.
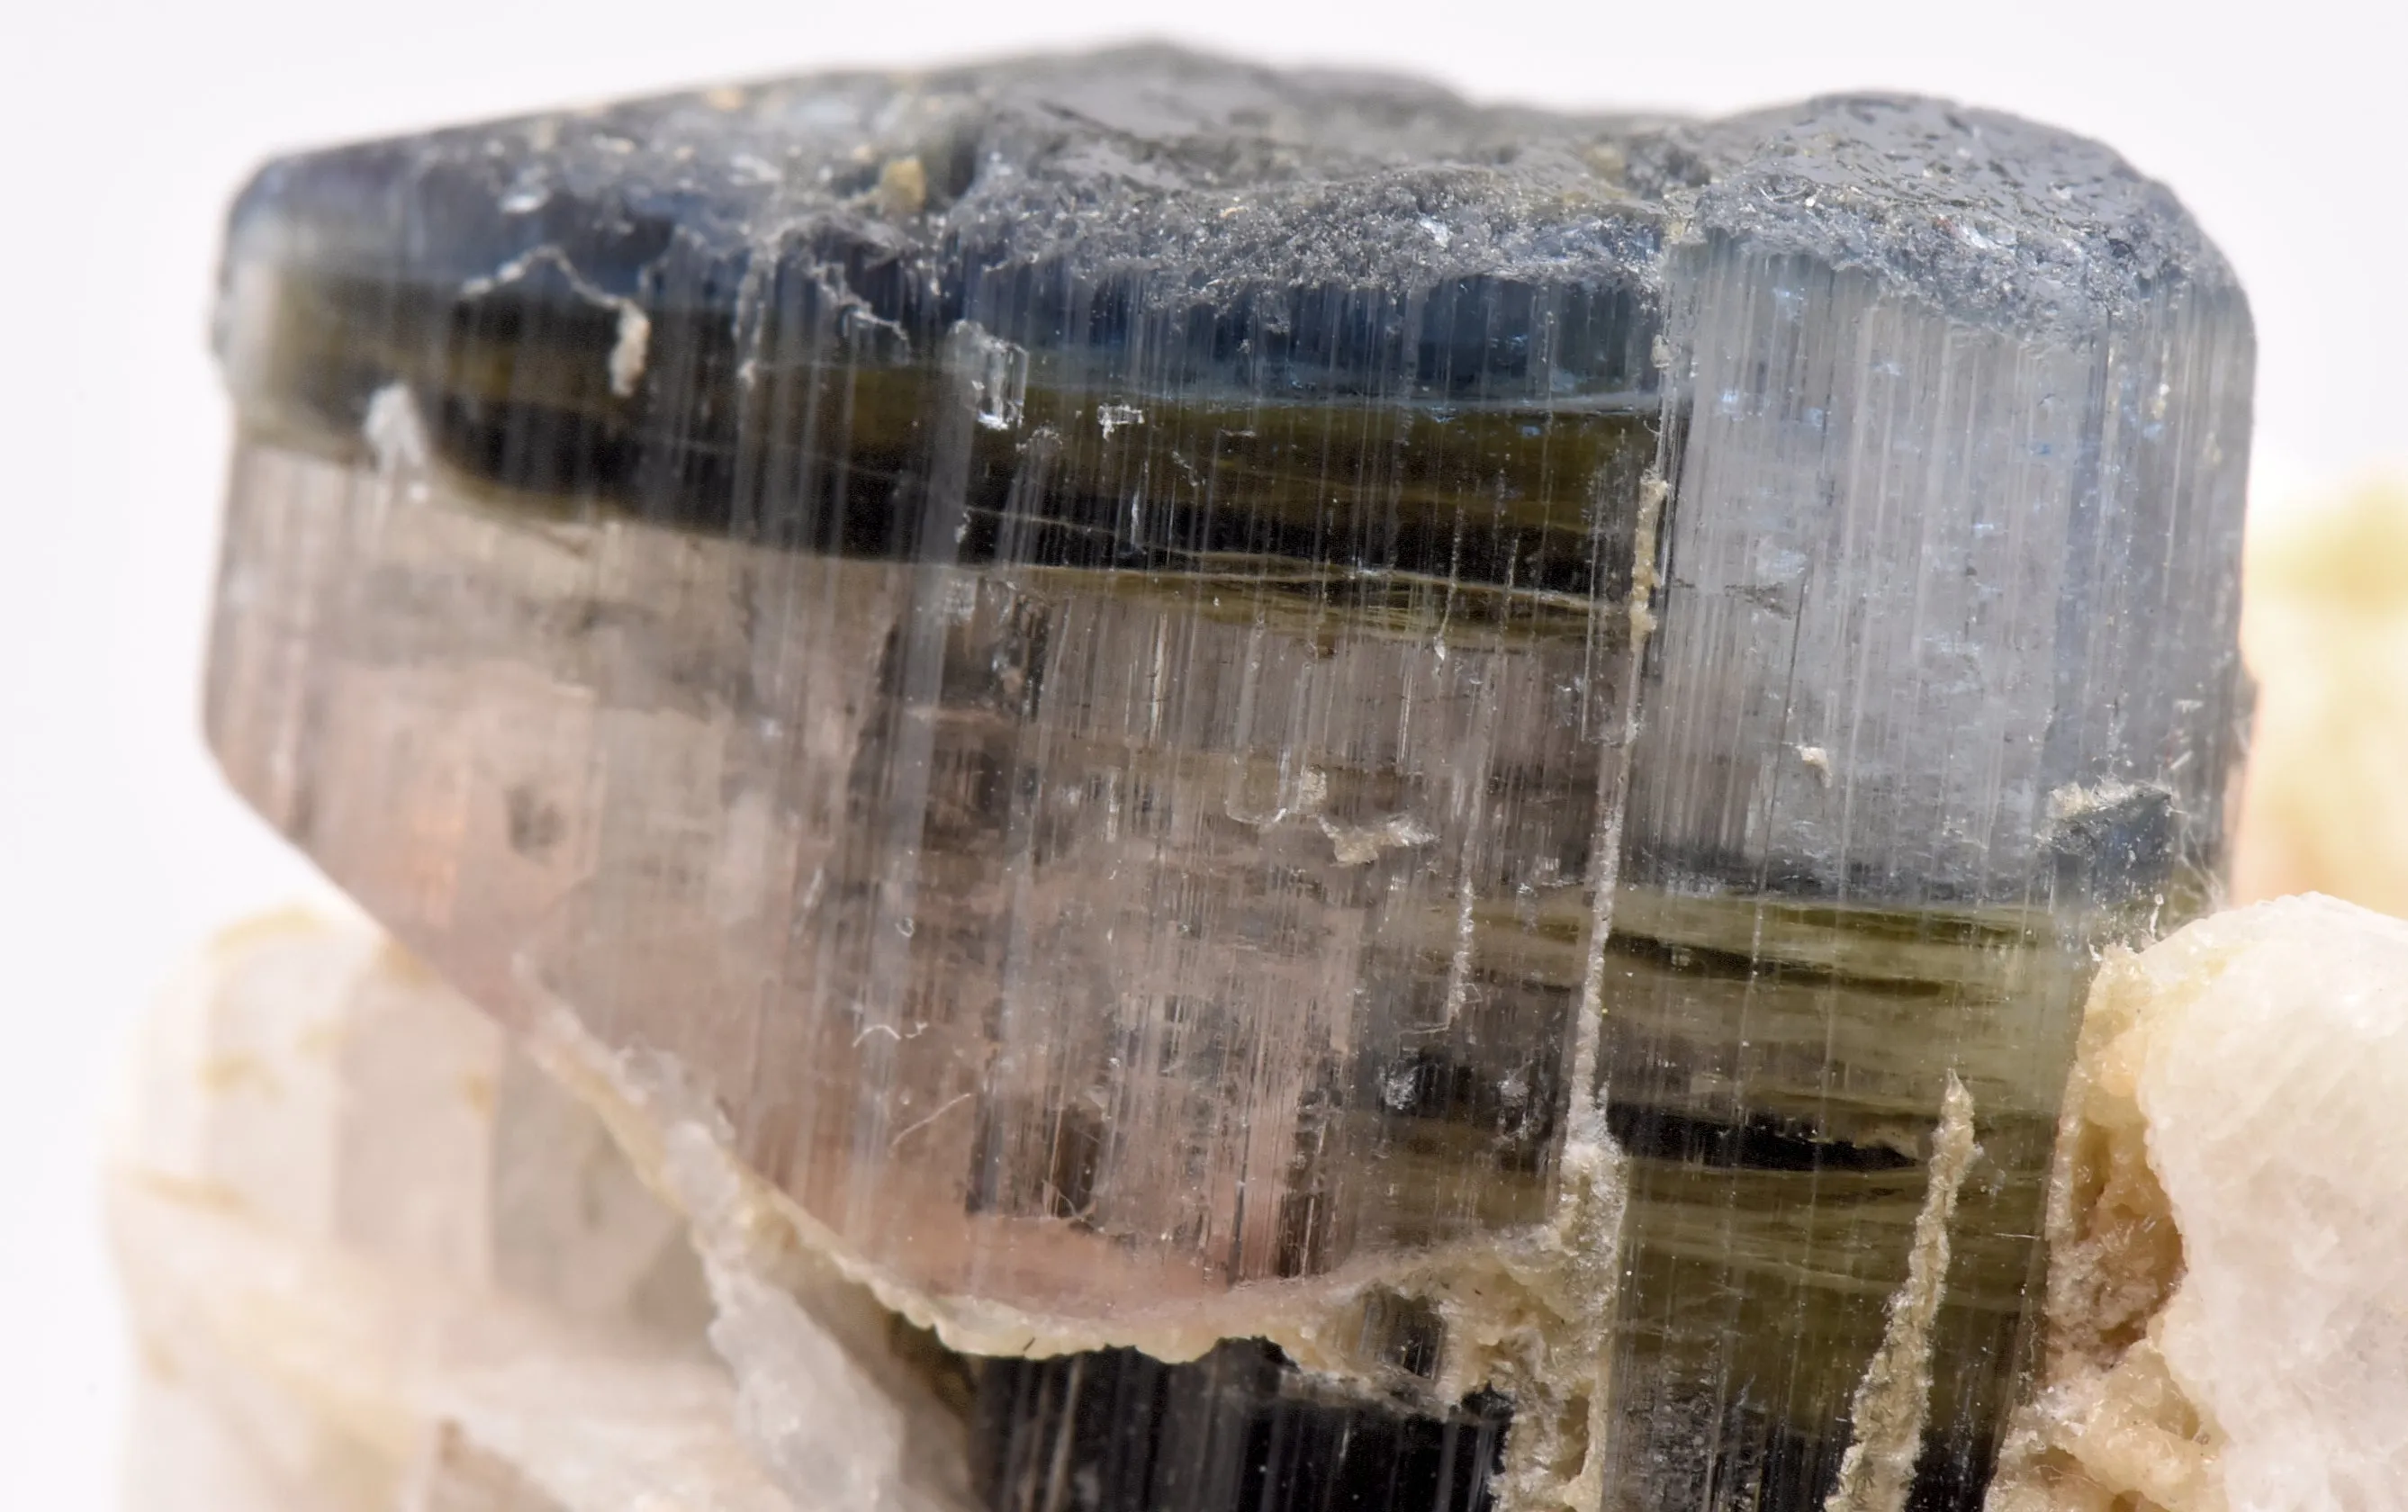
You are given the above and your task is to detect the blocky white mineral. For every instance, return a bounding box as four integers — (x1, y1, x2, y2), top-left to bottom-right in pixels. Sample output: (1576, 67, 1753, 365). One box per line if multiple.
(2144, 897, 2408, 1508)
(1990, 894, 2408, 1511)
(106, 912, 970, 1512)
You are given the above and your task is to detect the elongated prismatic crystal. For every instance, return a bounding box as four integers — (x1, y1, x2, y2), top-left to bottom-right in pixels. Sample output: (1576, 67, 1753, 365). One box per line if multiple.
(203, 49, 2251, 1511)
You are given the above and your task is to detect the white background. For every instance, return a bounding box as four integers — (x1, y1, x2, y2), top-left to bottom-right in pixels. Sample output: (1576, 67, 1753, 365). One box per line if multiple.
(2, 1, 2400, 1502)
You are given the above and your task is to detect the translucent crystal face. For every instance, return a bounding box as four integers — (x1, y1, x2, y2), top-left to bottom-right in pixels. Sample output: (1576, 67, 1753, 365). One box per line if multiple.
(203, 50, 2251, 1510)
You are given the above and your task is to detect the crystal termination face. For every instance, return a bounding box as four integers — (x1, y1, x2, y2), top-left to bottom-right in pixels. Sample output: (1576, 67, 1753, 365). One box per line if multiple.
(203, 49, 2253, 1512)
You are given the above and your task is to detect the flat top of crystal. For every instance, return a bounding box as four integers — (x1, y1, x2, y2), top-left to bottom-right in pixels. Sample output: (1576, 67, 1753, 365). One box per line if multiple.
(231, 45, 2230, 340)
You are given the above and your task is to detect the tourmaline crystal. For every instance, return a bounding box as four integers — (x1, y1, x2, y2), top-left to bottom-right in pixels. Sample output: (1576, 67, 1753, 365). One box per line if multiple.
(202, 49, 2251, 1509)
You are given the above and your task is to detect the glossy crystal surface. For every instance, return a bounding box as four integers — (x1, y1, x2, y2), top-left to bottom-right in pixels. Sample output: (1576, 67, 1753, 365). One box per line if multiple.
(203, 50, 2252, 1509)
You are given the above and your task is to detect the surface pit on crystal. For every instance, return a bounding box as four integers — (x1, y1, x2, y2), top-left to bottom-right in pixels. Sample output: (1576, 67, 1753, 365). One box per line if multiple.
(201, 49, 2252, 1511)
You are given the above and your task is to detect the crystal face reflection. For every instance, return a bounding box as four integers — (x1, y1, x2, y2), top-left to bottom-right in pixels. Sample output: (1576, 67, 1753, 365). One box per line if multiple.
(204, 50, 2252, 1511)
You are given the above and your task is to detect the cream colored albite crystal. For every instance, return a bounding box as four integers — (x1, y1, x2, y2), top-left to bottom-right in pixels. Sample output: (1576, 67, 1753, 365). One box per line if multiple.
(107, 911, 972, 1512)
(1988, 894, 2408, 1511)
(2146, 899, 2408, 1507)
(2232, 482, 2408, 918)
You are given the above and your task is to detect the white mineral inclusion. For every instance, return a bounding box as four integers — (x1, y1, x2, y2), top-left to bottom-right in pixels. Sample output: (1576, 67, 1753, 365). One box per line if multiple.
(2138, 896, 2408, 1509)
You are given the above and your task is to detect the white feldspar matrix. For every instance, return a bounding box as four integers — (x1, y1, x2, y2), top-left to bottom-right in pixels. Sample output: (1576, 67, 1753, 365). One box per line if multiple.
(107, 911, 967, 1512)
(1989, 894, 2408, 1512)
(202, 49, 2251, 1511)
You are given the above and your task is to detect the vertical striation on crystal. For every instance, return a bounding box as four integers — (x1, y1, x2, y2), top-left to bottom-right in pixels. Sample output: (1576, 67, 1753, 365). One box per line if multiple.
(1598, 106, 2251, 1503)
(201, 50, 2251, 1510)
